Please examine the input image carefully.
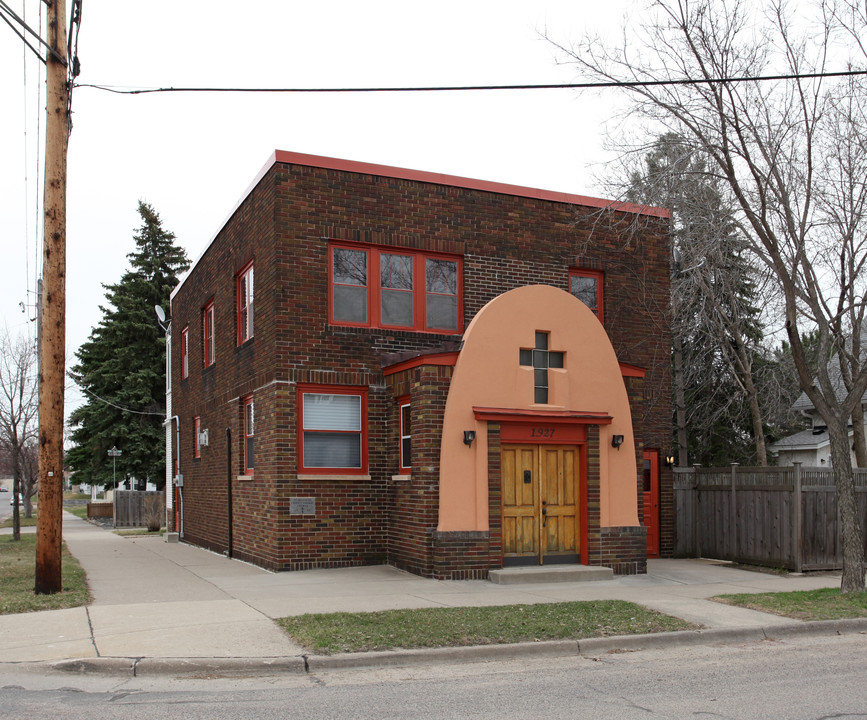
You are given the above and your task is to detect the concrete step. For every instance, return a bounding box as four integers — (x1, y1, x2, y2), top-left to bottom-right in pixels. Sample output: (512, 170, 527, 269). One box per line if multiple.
(488, 565, 614, 585)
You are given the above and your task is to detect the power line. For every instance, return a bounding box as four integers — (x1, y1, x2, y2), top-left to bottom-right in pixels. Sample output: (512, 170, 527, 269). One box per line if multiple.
(79, 385, 165, 417)
(75, 68, 867, 95)
(0, 0, 66, 65)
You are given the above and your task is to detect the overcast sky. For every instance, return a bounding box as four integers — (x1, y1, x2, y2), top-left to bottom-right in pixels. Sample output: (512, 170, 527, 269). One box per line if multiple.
(1, 0, 636, 417)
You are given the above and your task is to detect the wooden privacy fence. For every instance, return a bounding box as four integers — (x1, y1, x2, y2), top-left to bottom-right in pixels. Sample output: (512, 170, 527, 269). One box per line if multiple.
(674, 464, 867, 571)
(113, 490, 165, 528)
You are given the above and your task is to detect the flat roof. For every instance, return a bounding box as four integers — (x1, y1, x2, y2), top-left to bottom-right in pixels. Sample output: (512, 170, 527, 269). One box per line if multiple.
(172, 150, 670, 300)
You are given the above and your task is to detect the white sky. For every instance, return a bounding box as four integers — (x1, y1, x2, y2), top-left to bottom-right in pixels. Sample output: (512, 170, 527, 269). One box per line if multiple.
(1, 0, 635, 417)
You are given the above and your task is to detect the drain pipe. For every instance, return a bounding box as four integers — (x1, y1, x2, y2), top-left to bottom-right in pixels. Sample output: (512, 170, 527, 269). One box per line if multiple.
(163, 415, 183, 538)
(226, 427, 233, 558)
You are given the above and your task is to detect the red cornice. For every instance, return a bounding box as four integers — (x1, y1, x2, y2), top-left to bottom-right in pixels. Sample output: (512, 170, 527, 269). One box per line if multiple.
(472, 407, 613, 425)
(273, 150, 669, 218)
(619, 362, 646, 378)
(382, 352, 460, 376)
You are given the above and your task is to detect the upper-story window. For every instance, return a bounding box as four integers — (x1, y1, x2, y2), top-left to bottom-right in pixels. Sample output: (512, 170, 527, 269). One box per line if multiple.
(203, 300, 215, 368)
(570, 269, 604, 322)
(329, 243, 462, 333)
(181, 326, 189, 379)
(237, 262, 254, 345)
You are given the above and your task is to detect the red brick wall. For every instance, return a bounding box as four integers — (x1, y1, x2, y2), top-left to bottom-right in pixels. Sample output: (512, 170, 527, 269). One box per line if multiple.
(171, 159, 672, 574)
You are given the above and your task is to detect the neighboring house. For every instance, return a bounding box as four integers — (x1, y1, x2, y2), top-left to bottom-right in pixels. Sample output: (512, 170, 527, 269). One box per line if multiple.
(167, 151, 672, 579)
(770, 355, 862, 466)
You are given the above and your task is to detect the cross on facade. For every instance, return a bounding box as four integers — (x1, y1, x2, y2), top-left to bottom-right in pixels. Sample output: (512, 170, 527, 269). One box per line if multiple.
(519, 331, 564, 404)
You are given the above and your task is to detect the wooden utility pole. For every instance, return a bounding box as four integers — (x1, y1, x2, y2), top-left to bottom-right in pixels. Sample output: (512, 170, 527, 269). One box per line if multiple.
(35, 0, 69, 594)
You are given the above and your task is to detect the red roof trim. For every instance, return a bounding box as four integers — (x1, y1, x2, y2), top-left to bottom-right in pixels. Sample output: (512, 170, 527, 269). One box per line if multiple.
(383, 352, 460, 376)
(473, 407, 613, 425)
(273, 150, 669, 218)
(619, 362, 646, 378)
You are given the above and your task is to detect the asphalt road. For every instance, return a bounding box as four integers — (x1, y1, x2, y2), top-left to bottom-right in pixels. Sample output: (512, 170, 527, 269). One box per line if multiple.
(1, 630, 865, 719)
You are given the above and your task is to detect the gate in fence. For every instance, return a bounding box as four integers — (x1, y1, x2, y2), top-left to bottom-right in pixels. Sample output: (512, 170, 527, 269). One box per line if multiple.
(674, 464, 867, 571)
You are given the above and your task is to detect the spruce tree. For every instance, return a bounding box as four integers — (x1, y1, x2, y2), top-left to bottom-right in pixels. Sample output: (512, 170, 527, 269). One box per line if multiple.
(627, 134, 768, 465)
(68, 202, 190, 489)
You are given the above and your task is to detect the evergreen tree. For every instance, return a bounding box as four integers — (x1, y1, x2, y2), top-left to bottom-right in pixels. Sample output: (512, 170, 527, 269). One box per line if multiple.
(627, 134, 769, 465)
(68, 202, 189, 489)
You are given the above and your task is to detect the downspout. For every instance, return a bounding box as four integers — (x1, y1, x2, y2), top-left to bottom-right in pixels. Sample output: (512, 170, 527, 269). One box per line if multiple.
(226, 427, 233, 558)
(163, 415, 183, 538)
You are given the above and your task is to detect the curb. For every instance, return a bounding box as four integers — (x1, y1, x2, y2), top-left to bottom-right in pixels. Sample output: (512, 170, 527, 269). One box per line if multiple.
(19, 618, 867, 678)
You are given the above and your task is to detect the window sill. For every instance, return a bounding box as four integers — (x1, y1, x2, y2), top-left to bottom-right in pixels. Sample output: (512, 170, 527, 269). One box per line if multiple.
(297, 474, 372, 481)
(237, 474, 254, 481)
(392, 474, 411, 482)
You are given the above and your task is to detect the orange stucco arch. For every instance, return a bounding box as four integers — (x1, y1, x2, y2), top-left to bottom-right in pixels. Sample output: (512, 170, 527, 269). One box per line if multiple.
(437, 284, 639, 531)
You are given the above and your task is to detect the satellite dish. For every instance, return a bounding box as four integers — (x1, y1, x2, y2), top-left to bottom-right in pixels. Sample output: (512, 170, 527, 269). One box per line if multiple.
(154, 305, 166, 324)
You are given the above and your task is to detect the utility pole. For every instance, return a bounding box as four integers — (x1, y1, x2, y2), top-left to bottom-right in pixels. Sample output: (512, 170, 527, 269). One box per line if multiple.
(35, 0, 69, 595)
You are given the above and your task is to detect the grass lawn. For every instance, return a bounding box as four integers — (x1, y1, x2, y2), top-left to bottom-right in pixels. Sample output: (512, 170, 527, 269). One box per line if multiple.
(63, 505, 89, 520)
(714, 587, 867, 621)
(278, 600, 697, 654)
(0, 514, 37, 528)
(0, 534, 91, 614)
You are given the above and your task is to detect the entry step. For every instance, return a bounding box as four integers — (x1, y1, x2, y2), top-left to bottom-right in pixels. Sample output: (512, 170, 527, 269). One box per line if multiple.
(488, 565, 614, 585)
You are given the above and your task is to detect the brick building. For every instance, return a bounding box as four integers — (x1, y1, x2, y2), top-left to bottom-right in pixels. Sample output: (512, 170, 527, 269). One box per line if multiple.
(167, 151, 672, 579)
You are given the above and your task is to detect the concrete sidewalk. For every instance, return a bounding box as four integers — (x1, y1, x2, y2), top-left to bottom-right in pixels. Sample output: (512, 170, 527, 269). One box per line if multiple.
(0, 512, 858, 675)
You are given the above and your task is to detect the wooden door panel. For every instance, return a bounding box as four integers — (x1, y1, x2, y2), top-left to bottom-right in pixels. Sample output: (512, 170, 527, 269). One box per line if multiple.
(502, 445, 539, 557)
(502, 444, 580, 564)
(540, 446, 580, 558)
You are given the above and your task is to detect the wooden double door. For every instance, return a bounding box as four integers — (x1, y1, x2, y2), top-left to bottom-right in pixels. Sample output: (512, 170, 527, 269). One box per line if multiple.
(501, 444, 580, 565)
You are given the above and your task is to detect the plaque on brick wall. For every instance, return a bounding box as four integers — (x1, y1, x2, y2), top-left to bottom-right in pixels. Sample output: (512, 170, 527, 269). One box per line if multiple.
(290, 497, 316, 516)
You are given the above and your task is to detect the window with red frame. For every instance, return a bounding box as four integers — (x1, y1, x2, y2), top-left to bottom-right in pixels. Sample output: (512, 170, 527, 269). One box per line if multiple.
(181, 326, 189, 379)
(399, 399, 411, 473)
(330, 244, 461, 333)
(194, 416, 201, 459)
(237, 262, 254, 345)
(203, 300, 215, 367)
(243, 396, 254, 474)
(570, 270, 604, 322)
(298, 386, 368, 473)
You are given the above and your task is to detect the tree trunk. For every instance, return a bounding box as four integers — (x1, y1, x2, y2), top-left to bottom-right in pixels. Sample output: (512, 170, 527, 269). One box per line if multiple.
(742, 369, 768, 466)
(673, 332, 689, 467)
(852, 404, 867, 468)
(827, 417, 866, 592)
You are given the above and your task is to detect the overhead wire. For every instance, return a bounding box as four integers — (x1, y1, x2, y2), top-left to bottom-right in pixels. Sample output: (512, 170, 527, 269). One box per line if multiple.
(75, 68, 867, 95)
(0, 0, 65, 64)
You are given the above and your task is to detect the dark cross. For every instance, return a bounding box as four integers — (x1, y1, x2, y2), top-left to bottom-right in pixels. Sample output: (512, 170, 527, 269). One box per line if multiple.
(519, 331, 564, 404)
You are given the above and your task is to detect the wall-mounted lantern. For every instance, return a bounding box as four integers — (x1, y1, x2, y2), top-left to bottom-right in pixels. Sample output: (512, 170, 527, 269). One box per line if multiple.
(463, 430, 476, 447)
(611, 434, 625, 450)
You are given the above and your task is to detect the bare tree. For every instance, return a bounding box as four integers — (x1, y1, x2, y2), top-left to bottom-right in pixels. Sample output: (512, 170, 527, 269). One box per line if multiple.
(0, 329, 39, 539)
(555, 0, 867, 590)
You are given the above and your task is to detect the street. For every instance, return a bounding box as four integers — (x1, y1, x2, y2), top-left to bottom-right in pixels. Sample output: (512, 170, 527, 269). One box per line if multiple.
(1, 631, 865, 719)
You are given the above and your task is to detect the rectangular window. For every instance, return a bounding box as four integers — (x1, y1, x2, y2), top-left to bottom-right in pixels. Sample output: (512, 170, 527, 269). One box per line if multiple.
(298, 385, 368, 473)
(399, 399, 411, 472)
(381, 253, 414, 327)
(194, 416, 201, 459)
(203, 300, 215, 367)
(181, 326, 189, 379)
(329, 243, 462, 333)
(570, 269, 604, 322)
(425, 257, 458, 331)
(243, 396, 254, 474)
(237, 262, 254, 345)
(332, 247, 368, 324)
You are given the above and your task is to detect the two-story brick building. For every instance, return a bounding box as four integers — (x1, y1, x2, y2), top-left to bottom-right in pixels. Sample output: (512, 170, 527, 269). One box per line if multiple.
(167, 150, 672, 579)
